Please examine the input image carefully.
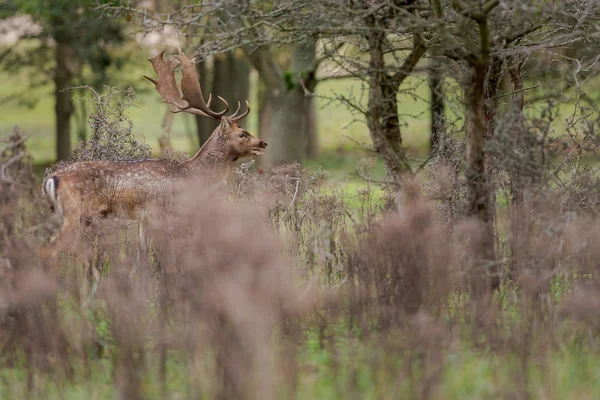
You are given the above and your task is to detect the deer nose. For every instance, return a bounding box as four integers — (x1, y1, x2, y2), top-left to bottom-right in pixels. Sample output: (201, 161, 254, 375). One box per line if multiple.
(260, 140, 267, 148)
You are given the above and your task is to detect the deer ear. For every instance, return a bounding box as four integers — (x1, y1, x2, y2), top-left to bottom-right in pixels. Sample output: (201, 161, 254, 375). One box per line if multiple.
(219, 118, 231, 139)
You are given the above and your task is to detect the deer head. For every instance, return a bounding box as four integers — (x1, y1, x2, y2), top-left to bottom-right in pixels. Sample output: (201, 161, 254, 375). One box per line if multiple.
(144, 48, 267, 160)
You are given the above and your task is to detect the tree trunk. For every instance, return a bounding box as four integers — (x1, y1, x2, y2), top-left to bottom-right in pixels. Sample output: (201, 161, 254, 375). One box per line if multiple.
(232, 48, 250, 108)
(55, 40, 73, 161)
(367, 31, 407, 186)
(258, 78, 273, 142)
(508, 61, 525, 202)
(465, 60, 497, 292)
(508, 60, 526, 279)
(200, 51, 252, 147)
(207, 53, 234, 135)
(465, 63, 491, 223)
(266, 86, 311, 166)
(265, 38, 317, 167)
(483, 56, 504, 268)
(159, 108, 175, 153)
(75, 100, 87, 142)
(365, 29, 424, 188)
(483, 56, 503, 143)
(257, 79, 275, 170)
(194, 57, 213, 146)
(429, 55, 445, 154)
(294, 39, 318, 160)
(306, 96, 319, 158)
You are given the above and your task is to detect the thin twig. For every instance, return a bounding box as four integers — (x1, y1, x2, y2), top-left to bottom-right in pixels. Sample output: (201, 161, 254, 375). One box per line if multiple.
(0, 152, 26, 184)
(342, 135, 377, 152)
(355, 168, 389, 185)
(277, 178, 302, 229)
(412, 152, 436, 174)
(287, 178, 301, 211)
(495, 85, 540, 99)
(0, 135, 28, 155)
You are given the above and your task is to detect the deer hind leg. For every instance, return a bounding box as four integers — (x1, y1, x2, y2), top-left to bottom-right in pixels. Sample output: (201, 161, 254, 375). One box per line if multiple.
(49, 213, 82, 260)
(43, 188, 86, 262)
(40, 211, 81, 276)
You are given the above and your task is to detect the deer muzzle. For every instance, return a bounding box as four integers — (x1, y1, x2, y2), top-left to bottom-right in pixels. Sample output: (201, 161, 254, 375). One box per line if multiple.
(252, 140, 268, 155)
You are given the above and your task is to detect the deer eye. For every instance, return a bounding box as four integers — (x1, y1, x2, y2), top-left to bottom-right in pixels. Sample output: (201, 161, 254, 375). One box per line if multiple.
(239, 133, 246, 138)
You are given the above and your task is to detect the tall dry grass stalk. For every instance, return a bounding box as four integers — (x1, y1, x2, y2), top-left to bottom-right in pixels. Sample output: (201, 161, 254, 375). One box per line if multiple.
(2, 123, 600, 399)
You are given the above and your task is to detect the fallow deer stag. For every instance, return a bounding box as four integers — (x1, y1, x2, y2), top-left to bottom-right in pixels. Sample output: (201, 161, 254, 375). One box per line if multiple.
(42, 47, 267, 258)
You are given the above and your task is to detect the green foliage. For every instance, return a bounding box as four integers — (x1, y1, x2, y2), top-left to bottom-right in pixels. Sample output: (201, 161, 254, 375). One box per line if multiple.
(1, 0, 127, 108)
(284, 70, 296, 91)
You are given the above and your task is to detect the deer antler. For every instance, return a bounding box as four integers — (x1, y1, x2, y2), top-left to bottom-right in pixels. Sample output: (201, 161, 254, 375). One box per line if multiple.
(228, 100, 251, 123)
(144, 49, 229, 119)
(176, 48, 229, 118)
(144, 50, 187, 109)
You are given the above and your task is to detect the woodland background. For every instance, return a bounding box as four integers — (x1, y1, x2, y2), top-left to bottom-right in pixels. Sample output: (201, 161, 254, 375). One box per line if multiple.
(1, 1, 600, 399)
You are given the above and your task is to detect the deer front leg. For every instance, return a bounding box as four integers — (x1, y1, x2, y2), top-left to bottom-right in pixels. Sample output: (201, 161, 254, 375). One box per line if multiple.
(40, 185, 86, 262)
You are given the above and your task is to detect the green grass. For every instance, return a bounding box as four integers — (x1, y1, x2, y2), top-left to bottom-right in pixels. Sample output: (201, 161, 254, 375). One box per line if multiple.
(0, 332, 599, 399)
(294, 346, 600, 400)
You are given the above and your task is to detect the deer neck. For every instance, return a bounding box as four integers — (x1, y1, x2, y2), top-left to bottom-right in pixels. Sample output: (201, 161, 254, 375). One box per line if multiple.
(186, 132, 235, 179)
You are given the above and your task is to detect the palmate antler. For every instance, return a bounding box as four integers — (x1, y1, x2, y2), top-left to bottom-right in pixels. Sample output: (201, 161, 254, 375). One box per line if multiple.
(144, 48, 250, 122)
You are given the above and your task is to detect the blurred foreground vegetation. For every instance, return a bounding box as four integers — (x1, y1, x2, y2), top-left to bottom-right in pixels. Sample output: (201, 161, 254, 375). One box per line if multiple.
(2, 1, 600, 399)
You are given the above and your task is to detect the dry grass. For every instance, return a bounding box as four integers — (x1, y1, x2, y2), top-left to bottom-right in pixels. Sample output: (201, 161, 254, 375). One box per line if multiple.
(2, 120, 600, 399)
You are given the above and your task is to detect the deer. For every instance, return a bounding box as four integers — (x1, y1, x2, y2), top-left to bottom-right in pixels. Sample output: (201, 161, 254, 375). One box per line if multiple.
(41, 47, 267, 260)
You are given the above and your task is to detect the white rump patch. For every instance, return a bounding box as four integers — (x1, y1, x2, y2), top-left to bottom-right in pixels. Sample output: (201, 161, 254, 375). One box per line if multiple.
(43, 177, 62, 216)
